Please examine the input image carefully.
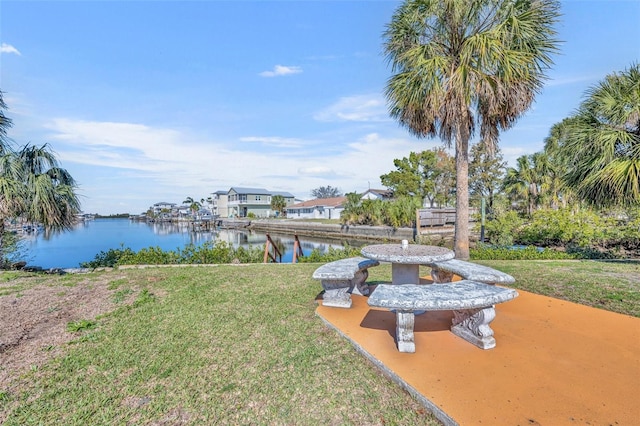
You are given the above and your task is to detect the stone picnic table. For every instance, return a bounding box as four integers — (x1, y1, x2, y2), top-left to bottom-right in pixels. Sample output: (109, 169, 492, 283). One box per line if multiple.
(359, 242, 519, 351)
(360, 242, 454, 286)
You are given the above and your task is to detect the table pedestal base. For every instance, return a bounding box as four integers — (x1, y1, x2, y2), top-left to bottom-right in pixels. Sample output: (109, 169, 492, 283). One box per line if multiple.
(391, 263, 420, 285)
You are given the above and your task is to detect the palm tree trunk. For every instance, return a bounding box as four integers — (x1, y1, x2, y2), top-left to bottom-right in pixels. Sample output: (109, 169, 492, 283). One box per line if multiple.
(454, 125, 471, 260)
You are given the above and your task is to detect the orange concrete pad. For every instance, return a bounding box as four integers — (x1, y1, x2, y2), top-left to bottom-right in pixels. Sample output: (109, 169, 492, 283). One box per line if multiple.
(316, 289, 640, 425)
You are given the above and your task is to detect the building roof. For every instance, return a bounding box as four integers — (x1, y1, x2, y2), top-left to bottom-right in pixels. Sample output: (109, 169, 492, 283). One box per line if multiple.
(361, 188, 394, 198)
(229, 187, 271, 195)
(287, 196, 347, 209)
(271, 191, 296, 198)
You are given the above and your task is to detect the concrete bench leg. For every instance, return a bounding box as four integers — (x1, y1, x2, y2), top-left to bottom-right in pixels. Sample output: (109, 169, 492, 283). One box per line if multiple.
(395, 311, 416, 353)
(321, 281, 352, 308)
(430, 268, 454, 283)
(451, 306, 497, 349)
(351, 269, 370, 296)
(321, 270, 371, 309)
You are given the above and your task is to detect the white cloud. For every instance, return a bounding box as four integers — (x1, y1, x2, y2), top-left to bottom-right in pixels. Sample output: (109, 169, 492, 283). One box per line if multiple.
(314, 94, 390, 123)
(41, 117, 433, 213)
(259, 65, 302, 77)
(0, 43, 21, 56)
(239, 136, 304, 148)
(298, 166, 335, 177)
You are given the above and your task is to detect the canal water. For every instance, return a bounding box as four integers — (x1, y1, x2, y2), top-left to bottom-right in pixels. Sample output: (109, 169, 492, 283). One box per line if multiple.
(17, 218, 362, 269)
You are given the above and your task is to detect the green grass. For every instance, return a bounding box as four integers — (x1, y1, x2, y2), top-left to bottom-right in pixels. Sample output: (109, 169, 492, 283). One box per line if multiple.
(1, 260, 639, 424)
(474, 260, 640, 317)
(66, 319, 98, 333)
(1, 265, 435, 425)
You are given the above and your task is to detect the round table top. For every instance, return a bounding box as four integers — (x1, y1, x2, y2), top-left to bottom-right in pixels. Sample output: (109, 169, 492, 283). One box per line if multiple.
(361, 243, 454, 264)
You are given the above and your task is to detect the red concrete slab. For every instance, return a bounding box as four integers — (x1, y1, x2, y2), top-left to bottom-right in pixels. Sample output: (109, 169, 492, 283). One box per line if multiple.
(316, 289, 640, 425)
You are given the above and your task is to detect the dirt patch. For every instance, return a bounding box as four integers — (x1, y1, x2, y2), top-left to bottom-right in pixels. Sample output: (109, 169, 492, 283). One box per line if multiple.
(0, 274, 137, 389)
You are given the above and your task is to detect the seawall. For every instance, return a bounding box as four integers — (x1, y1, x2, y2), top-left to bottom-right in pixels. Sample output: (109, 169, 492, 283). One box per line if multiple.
(243, 219, 455, 244)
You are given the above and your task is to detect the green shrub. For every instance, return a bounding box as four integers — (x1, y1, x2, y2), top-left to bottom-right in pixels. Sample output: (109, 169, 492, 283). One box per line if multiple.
(340, 196, 421, 228)
(1, 231, 30, 270)
(299, 246, 363, 263)
(83, 241, 265, 267)
(484, 210, 525, 246)
(483, 207, 640, 258)
(603, 213, 640, 252)
(564, 245, 621, 259)
(81, 246, 135, 268)
(518, 208, 610, 247)
(471, 244, 577, 260)
(119, 246, 181, 265)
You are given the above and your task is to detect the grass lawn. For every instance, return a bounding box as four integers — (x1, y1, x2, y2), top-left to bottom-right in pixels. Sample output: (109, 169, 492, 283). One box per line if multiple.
(475, 259, 640, 317)
(1, 260, 638, 424)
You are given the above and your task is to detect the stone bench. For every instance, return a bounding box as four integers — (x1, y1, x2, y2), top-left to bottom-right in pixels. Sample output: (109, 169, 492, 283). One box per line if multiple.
(425, 259, 515, 285)
(367, 281, 518, 352)
(312, 257, 380, 308)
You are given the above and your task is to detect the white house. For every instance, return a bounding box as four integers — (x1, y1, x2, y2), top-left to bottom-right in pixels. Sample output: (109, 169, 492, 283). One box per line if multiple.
(152, 202, 176, 215)
(360, 188, 394, 201)
(211, 188, 296, 218)
(210, 190, 229, 218)
(285, 196, 346, 220)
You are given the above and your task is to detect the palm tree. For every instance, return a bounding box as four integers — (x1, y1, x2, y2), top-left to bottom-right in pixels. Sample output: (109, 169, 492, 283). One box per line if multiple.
(0, 151, 25, 224)
(340, 192, 364, 225)
(0, 91, 12, 154)
(540, 121, 577, 209)
(383, 0, 560, 259)
(17, 144, 81, 230)
(0, 143, 80, 264)
(270, 194, 287, 217)
(503, 153, 549, 215)
(183, 196, 201, 218)
(554, 64, 640, 208)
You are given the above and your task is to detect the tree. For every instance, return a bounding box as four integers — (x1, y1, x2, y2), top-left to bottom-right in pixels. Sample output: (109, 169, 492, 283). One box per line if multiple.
(0, 94, 80, 248)
(0, 91, 12, 153)
(183, 196, 201, 217)
(310, 185, 341, 199)
(270, 194, 287, 217)
(469, 142, 506, 212)
(432, 147, 456, 207)
(16, 144, 81, 229)
(503, 153, 550, 215)
(538, 121, 577, 210)
(380, 149, 455, 207)
(340, 192, 364, 224)
(380, 150, 436, 206)
(551, 64, 640, 208)
(383, 0, 560, 259)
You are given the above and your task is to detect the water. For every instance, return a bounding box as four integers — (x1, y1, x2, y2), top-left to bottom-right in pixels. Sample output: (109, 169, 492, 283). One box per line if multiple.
(17, 218, 356, 269)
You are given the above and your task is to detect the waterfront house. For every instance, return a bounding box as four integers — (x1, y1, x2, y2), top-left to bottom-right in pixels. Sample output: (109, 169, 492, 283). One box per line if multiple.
(152, 202, 177, 219)
(226, 187, 296, 218)
(210, 190, 229, 218)
(285, 196, 346, 220)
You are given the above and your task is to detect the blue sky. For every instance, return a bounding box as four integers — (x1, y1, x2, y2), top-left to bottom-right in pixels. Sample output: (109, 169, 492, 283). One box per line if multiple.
(1, 1, 639, 215)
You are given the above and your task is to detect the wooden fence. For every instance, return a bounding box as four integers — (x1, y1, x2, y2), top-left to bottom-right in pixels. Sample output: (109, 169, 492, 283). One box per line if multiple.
(415, 208, 478, 229)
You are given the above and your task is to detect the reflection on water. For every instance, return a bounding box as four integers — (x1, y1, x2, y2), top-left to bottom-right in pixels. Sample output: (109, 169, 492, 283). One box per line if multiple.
(19, 218, 363, 269)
